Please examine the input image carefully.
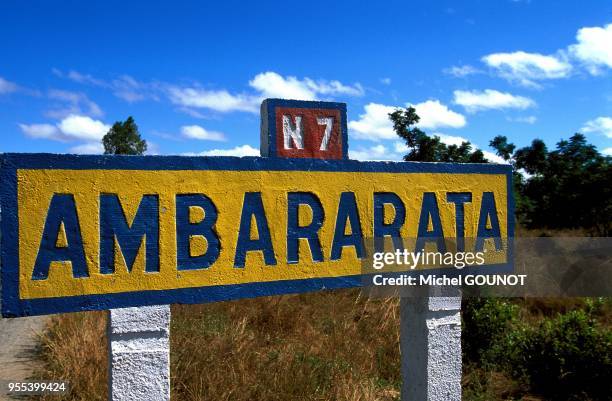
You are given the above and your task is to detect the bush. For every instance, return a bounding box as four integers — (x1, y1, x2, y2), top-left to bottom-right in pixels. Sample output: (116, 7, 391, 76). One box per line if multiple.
(504, 309, 611, 401)
(462, 298, 519, 364)
(463, 298, 612, 400)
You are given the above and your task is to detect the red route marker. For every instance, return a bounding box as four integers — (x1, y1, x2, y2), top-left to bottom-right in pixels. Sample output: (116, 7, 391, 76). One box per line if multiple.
(261, 99, 348, 160)
(275, 107, 343, 159)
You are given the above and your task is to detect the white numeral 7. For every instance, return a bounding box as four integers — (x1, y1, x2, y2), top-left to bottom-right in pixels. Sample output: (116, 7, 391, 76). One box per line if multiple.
(317, 117, 334, 150)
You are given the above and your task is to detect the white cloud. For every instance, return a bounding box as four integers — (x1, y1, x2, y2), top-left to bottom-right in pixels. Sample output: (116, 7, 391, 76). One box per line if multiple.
(482, 150, 507, 164)
(435, 133, 469, 146)
(507, 115, 537, 124)
(20, 114, 110, 142)
(18, 123, 59, 139)
(569, 23, 612, 74)
(349, 101, 466, 141)
(306, 78, 364, 97)
(355, 133, 508, 164)
(602, 147, 612, 156)
(46, 89, 103, 118)
(114, 90, 145, 103)
(193, 145, 260, 157)
(473, 24, 611, 86)
(0, 77, 18, 94)
(349, 103, 398, 140)
(411, 100, 466, 129)
(57, 115, 110, 141)
(350, 137, 507, 164)
(482, 51, 572, 87)
(380, 78, 392, 85)
(53, 69, 107, 86)
(55, 69, 362, 113)
(69, 142, 104, 154)
(393, 141, 408, 153)
(444, 65, 481, 77)
(181, 125, 226, 141)
(112, 75, 159, 103)
(434, 134, 508, 164)
(581, 116, 612, 138)
(69, 71, 105, 86)
(249, 71, 364, 100)
(349, 144, 402, 161)
(433, 134, 509, 164)
(54, 69, 158, 103)
(249, 72, 315, 100)
(170, 72, 364, 114)
(144, 141, 160, 155)
(151, 130, 180, 141)
(453, 89, 535, 112)
(167, 87, 259, 113)
(176, 107, 208, 119)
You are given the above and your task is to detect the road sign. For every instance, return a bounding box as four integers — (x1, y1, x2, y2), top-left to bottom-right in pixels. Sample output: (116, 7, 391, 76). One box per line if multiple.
(1, 100, 513, 318)
(261, 99, 347, 159)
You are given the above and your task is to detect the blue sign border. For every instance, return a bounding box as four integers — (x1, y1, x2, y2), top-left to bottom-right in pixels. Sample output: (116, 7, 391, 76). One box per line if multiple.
(1, 153, 514, 317)
(260, 98, 349, 159)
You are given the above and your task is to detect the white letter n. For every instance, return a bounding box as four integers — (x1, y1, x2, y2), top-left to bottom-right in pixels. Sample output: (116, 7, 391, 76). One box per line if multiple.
(282, 115, 304, 149)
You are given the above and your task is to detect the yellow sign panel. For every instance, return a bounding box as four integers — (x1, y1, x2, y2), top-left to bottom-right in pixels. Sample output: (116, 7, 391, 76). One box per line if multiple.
(1, 155, 512, 316)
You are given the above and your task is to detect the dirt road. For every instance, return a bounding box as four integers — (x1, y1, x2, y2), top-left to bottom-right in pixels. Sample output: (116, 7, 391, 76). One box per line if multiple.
(0, 316, 48, 399)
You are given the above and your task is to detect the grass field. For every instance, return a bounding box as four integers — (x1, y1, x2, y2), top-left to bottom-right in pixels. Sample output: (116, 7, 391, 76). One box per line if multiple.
(34, 290, 404, 401)
(29, 229, 610, 401)
(31, 289, 611, 400)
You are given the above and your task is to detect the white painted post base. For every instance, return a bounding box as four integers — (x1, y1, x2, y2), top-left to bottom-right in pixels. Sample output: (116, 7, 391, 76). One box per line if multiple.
(400, 295, 462, 401)
(108, 305, 171, 401)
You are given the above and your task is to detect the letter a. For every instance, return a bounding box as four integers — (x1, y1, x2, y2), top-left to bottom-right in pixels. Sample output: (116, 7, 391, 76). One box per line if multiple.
(33, 194, 88, 280)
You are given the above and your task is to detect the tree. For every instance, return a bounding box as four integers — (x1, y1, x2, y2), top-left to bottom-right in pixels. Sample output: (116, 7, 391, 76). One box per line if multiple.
(390, 106, 612, 234)
(389, 106, 487, 163)
(489, 135, 515, 162)
(102, 116, 147, 155)
(490, 133, 612, 235)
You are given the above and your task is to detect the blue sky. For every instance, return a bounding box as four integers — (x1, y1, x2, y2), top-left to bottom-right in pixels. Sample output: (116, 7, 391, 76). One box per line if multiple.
(1, 1, 611, 160)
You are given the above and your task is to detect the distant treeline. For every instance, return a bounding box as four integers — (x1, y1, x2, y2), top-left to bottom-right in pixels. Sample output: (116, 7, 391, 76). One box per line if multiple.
(389, 107, 612, 236)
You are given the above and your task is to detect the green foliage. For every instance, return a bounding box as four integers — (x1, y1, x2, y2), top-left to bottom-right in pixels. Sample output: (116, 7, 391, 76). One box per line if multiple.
(389, 105, 612, 234)
(389, 107, 487, 163)
(462, 298, 519, 364)
(489, 136, 515, 162)
(102, 116, 147, 155)
(504, 309, 612, 401)
(489, 134, 612, 235)
(462, 298, 612, 401)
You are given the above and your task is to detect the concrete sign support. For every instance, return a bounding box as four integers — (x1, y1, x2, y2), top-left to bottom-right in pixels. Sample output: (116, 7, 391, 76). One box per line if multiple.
(400, 292, 462, 400)
(108, 306, 170, 401)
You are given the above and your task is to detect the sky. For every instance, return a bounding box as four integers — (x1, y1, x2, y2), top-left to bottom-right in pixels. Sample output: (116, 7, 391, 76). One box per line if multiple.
(1, 0, 611, 161)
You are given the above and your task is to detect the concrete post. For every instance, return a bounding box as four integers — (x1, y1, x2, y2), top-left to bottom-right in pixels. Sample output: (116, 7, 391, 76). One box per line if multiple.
(108, 305, 171, 401)
(400, 293, 462, 401)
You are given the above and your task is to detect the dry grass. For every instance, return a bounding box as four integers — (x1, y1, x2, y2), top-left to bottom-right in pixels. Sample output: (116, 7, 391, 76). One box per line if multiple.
(171, 290, 401, 401)
(462, 364, 539, 401)
(32, 289, 401, 401)
(31, 289, 595, 400)
(29, 226, 606, 400)
(514, 226, 589, 237)
(33, 311, 108, 401)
